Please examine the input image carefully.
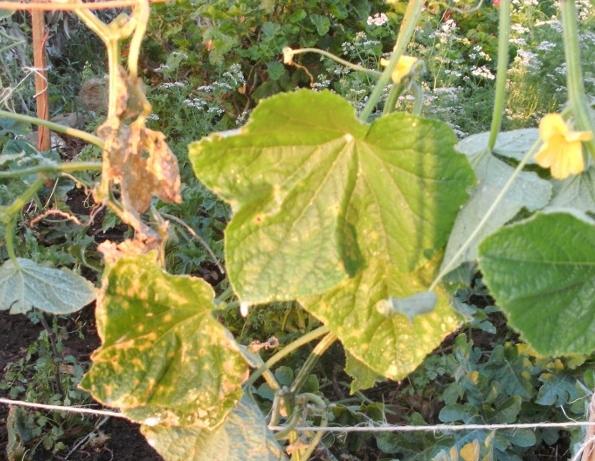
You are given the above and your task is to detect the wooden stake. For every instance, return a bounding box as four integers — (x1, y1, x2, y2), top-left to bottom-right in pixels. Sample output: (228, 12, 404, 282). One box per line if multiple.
(31, 7, 50, 151)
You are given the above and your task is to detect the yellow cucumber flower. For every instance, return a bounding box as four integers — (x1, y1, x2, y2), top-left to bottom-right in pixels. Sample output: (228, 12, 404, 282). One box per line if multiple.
(380, 55, 418, 84)
(534, 113, 592, 180)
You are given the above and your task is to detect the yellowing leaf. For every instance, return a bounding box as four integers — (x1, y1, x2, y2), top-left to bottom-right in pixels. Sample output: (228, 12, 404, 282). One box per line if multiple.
(80, 254, 247, 429)
(99, 118, 181, 213)
(190, 90, 474, 380)
(190, 90, 474, 305)
(460, 440, 480, 461)
(142, 396, 288, 461)
(301, 255, 461, 380)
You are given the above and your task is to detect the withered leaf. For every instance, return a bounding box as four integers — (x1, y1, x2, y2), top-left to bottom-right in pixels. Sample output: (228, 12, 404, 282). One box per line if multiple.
(99, 118, 181, 214)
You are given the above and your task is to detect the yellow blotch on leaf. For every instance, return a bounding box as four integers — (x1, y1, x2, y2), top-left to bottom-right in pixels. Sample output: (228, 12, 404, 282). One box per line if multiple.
(534, 113, 592, 180)
(380, 55, 418, 84)
(467, 370, 480, 385)
(460, 440, 480, 461)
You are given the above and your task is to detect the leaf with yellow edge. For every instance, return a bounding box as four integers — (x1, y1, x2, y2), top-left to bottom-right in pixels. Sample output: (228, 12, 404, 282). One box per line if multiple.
(190, 90, 474, 381)
(190, 90, 474, 305)
(141, 396, 288, 461)
(301, 254, 461, 381)
(80, 254, 248, 429)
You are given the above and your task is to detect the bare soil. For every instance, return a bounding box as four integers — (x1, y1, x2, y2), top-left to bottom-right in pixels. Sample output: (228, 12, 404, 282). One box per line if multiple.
(0, 308, 162, 461)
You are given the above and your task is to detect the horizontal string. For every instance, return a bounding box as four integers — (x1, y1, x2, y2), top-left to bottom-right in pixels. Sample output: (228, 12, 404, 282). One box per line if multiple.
(2, 397, 594, 433)
(268, 421, 595, 433)
(0, 397, 123, 418)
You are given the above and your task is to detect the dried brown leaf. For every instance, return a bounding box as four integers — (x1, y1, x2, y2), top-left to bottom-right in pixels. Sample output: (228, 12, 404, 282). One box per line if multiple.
(98, 118, 181, 214)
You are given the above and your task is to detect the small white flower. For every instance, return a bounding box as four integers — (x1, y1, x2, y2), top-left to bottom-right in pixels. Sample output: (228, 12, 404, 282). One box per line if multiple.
(537, 40, 556, 52)
(471, 65, 495, 80)
(367, 13, 389, 26)
(158, 81, 186, 90)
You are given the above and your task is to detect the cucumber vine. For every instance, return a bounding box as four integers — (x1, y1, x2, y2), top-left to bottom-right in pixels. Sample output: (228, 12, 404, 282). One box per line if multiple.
(0, 0, 593, 460)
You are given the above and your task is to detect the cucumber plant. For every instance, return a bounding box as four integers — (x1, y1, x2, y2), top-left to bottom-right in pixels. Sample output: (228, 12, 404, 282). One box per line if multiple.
(0, 0, 593, 460)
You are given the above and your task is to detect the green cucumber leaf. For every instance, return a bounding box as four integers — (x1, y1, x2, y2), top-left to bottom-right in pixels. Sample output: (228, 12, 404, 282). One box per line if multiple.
(80, 254, 247, 429)
(442, 148, 551, 274)
(190, 90, 368, 303)
(301, 256, 462, 380)
(190, 89, 473, 299)
(142, 396, 288, 461)
(547, 167, 595, 214)
(455, 128, 538, 164)
(0, 258, 95, 314)
(190, 90, 474, 380)
(344, 352, 382, 393)
(479, 212, 595, 355)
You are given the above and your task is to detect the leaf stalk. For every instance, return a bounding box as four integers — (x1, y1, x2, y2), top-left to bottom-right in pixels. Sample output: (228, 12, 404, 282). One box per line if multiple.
(245, 326, 329, 388)
(0, 162, 102, 179)
(359, 0, 424, 122)
(290, 332, 337, 394)
(0, 110, 104, 148)
(560, 0, 595, 158)
(487, 0, 511, 152)
(284, 47, 381, 77)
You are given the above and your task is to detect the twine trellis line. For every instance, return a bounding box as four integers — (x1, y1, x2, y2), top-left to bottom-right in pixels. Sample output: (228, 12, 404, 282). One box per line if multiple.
(0, 397, 123, 418)
(267, 421, 595, 433)
(3, 396, 595, 459)
(2, 397, 595, 433)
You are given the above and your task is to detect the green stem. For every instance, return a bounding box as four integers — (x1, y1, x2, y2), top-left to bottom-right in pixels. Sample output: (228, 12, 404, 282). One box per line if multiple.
(0, 162, 102, 179)
(272, 403, 303, 440)
(3, 176, 45, 219)
(262, 370, 281, 392)
(560, 0, 595, 158)
(160, 212, 224, 274)
(0, 110, 104, 148)
(359, 0, 424, 122)
(382, 83, 404, 115)
(38, 312, 65, 399)
(2, 176, 45, 264)
(245, 326, 329, 388)
(290, 332, 337, 394)
(214, 286, 233, 305)
(487, 0, 511, 152)
(73, 4, 111, 44)
(127, 0, 150, 80)
(106, 40, 121, 119)
(411, 81, 423, 115)
(286, 47, 381, 77)
(5, 217, 17, 263)
(429, 138, 541, 290)
(292, 393, 328, 461)
(71, 5, 122, 119)
(105, 197, 157, 240)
